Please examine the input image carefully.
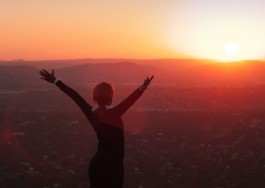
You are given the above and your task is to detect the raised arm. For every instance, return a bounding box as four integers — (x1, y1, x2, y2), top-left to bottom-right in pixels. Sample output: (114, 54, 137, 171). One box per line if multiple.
(112, 76, 154, 116)
(39, 69, 92, 119)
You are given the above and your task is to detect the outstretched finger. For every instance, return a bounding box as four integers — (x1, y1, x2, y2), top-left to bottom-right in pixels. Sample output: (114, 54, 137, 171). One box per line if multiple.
(146, 80, 151, 86)
(147, 76, 154, 85)
(40, 71, 46, 75)
(42, 69, 50, 75)
(148, 76, 154, 83)
(149, 75, 154, 82)
(52, 69, 54, 75)
(40, 77, 47, 80)
(39, 71, 47, 77)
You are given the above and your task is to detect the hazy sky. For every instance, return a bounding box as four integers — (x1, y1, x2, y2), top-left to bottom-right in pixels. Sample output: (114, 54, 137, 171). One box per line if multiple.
(1, 0, 265, 61)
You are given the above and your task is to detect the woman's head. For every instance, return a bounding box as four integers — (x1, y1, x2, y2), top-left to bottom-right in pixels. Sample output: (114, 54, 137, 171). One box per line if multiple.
(93, 82, 115, 106)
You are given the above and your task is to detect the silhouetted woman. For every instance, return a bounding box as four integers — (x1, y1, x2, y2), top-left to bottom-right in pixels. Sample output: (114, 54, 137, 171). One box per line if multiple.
(39, 69, 154, 188)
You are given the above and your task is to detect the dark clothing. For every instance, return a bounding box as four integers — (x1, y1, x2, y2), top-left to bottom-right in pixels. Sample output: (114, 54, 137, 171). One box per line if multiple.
(89, 152, 124, 188)
(89, 111, 125, 188)
(56, 81, 144, 188)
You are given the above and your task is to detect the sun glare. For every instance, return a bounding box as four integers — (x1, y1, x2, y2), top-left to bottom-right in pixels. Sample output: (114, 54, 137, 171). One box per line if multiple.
(224, 43, 240, 56)
(218, 43, 241, 62)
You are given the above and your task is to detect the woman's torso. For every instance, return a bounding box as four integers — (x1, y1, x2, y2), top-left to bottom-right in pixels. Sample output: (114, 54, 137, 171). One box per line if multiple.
(91, 106, 125, 159)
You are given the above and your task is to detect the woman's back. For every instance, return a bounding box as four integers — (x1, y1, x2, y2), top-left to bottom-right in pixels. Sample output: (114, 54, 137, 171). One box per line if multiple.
(92, 106, 125, 158)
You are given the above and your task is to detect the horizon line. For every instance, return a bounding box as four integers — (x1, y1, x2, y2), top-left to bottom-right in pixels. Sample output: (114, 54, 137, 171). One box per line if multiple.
(1, 57, 265, 63)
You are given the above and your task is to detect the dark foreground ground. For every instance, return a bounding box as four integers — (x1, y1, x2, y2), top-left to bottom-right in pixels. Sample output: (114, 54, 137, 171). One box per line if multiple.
(0, 85, 265, 188)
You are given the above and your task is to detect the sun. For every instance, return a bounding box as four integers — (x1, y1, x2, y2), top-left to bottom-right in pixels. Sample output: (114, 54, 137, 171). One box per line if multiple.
(216, 43, 241, 62)
(224, 43, 240, 56)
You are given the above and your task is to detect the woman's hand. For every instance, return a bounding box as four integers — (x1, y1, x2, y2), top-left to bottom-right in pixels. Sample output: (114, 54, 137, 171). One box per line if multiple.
(140, 75, 154, 91)
(39, 69, 56, 83)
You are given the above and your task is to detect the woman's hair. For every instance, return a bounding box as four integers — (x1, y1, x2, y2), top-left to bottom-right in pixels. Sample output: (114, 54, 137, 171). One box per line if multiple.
(93, 82, 115, 105)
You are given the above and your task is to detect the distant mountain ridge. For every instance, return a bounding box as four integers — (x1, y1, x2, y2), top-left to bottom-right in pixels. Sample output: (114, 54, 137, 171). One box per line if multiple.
(1, 59, 265, 89)
(56, 62, 168, 83)
(0, 58, 210, 69)
(0, 62, 168, 89)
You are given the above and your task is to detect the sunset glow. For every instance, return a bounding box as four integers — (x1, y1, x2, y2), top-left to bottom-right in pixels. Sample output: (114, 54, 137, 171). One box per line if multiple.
(220, 43, 240, 62)
(224, 43, 240, 56)
(1, 0, 265, 61)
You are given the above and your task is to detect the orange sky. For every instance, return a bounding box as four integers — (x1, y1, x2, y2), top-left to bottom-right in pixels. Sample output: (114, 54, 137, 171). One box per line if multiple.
(1, 0, 265, 61)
